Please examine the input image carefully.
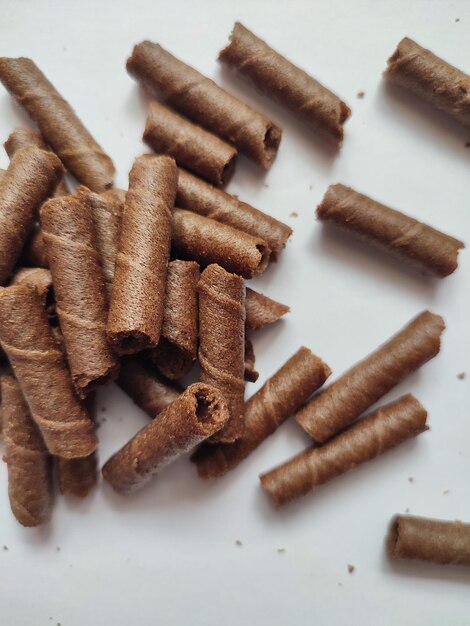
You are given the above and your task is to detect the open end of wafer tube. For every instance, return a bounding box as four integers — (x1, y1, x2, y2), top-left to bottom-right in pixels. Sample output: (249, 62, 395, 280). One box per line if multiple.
(112, 331, 152, 355)
(263, 125, 282, 166)
(386, 516, 401, 558)
(192, 385, 230, 436)
(221, 154, 237, 186)
(255, 243, 271, 275)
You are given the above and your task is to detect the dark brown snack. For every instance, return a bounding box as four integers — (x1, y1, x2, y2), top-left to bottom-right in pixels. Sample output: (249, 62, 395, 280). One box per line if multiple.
(172, 209, 270, 279)
(144, 101, 237, 187)
(107, 155, 177, 355)
(2, 372, 53, 526)
(41, 195, 119, 397)
(57, 454, 97, 498)
(117, 357, 182, 418)
(317, 184, 464, 278)
(102, 383, 229, 494)
(198, 264, 245, 443)
(385, 37, 470, 130)
(0, 57, 115, 191)
(0, 145, 64, 285)
(261, 395, 427, 506)
(219, 22, 351, 145)
(387, 515, 470, 567)
(244, 338, 259, 383)
(150, 260, 199, 380)
(127, 41, 281, 169)
(193, 347, 331, 479)
(20, 224, 49, 269)
(177, 169, 292, 260)
(296, 311, 444, 442)
(0, 285, 97, 458)
(245, 287, 289, 330)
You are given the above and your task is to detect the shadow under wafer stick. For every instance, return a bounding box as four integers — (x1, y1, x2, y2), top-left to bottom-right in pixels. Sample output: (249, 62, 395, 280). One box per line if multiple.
(219, 22, 351, 146)
(20, 224, 49, 269)
(296, 311, 444, 443)
(102, 383, 229, 494)
(0, 285, 97, 458)
(144, 101, 237, 187)
(150, 260, 199, 381)
(245, 287, 289, 330)
(41, 195, 119, 397)
(385, 37, 470, 130)
(261, 394, 427, 507)
(0, 145, 64, 285)
(193, 346, 331, 479)
(198, 264, 245, 443)
(2, 372, 53, 526)
(176, 169, 292, 261)
(107, 155, 177, 355)
(244, 338, 259, 383)
(127, 41, 281, 169)
(0, 57, 115, 192)
(172, 209, 270, 279)
(317, 184, 464, 278)
(387, 515, 470, 567)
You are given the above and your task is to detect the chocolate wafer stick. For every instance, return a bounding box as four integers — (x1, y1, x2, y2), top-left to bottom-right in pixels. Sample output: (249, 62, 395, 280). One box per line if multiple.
(245, 287, 289, 330)
(244, 338, 259, 383)
(385, 37, 470, 129)
(127, 41, 281, 168)
(57, 454, 97, 498)
(317, 184, 464, 277)
(172, 209, 270, 279)
(296, 311, 444, 442)
(262, 395, 427, 507)
(41, 195, 119, 397)
(150, 260, 199, 380)
(107, 155, 177, 355)
(11, 267, 57, 327)
(219, 22, 351, 145)
(0, 145, 63, 285)
(102, 383, 229, 494)
(387, 515, 470, 567)
(0, 285, 97, 458)
(144, 101, 237, 187)
(176, 169, 292, 260)
(2, 372, 53, 526)
(193, 347, 331, 479)
(0, 57, 115, 191)
(21, 224, 49, 269)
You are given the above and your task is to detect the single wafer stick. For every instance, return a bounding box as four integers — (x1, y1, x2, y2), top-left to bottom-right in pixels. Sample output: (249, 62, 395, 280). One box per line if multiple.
(57, 454, 97, 498)
(198, 264, 245, 443)
(127, 41, 281, 168)
(144, 101, 237, 187)
(245, 287, 289, 330)
(107, 155, 177, 355)
(21, 224, 49, 269)
(193, 347, 331, 479)
(102, 383, 229, 494)
(244, 338, 259, 383)
(2, 372, 53, 526)
(0, 145, 64, 285)
(387, 515, 470, 567)
(296, 311, 444, 442)
(172, 208, 270, 279)
(0, 57, 115, 191)
(261, 395, 427, 507)
(176, 169, 292, 260)
(0, 285, 97, 458)
(317, 184, 464, 277)
(385, 37, 470, 130)
(219, 22, 351, 145)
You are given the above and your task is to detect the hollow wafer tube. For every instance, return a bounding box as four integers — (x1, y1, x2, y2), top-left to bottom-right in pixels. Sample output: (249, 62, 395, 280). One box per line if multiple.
(245, 287, 289, 330)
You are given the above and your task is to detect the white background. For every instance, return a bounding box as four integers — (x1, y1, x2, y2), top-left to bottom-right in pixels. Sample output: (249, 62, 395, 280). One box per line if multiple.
(1, 1, 470, 624)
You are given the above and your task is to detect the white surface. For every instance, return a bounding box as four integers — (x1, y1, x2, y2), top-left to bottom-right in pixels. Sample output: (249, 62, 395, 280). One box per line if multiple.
(1, 1, 470, 624)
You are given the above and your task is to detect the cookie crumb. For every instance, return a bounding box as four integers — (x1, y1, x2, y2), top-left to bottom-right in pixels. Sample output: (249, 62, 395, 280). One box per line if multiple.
(56, 546, 61, 552)
(443, 489, 450, 495)
(235, 540, 242, 547)
(408, 477, 414, 483)
(455, 17, 460, 22)
(357, 91, 365, 99)
(338, 582, 343, 587)
(277, 548, 285, 554)
(2, 546, 8, 551)
(347, 564, 355, 574)
(289, 211, 298, 218)
(309, 185, 313, 191)
(457, 372, 466, 380)
(405, 508, 410, 513)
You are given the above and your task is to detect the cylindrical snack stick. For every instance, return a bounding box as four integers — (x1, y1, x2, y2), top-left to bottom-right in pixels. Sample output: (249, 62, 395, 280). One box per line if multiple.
(245, 287, 289, 330)
(57, 454, 97, 498)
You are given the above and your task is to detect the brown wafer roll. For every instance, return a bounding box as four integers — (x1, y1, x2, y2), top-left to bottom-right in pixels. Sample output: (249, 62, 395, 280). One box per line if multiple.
(41, 195, 119, 397)
(296, 311, 444, 442)
(219, 22, 351, 145)
(57, 454, 97, 498)
(262, 394, 427, 506)
(385, 37, 470, 129)
(127, 41, 281, 169)
(172, 209, 270, 279)
(144, 101, 237, 187)
(11, 267, 56, 326)
(103, 382, 229, 494)
(317, 184, 464, 277)
(245, 287, 289, 330)
(387, 515, 470, 567)
(107, 155, 177, 355)
(193, 347, 331, 479)
(0, 285, 97, 458)
(2, 372, 53, 526)
(198, 264, 245, 443)
(150, 260, 199, 380)
(244, 338, 259, 383)
(20, 224, 49, 269)
(0, 57, 115, 191)
(0, 145, 64, 285)
(176, 169, 292, 260)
